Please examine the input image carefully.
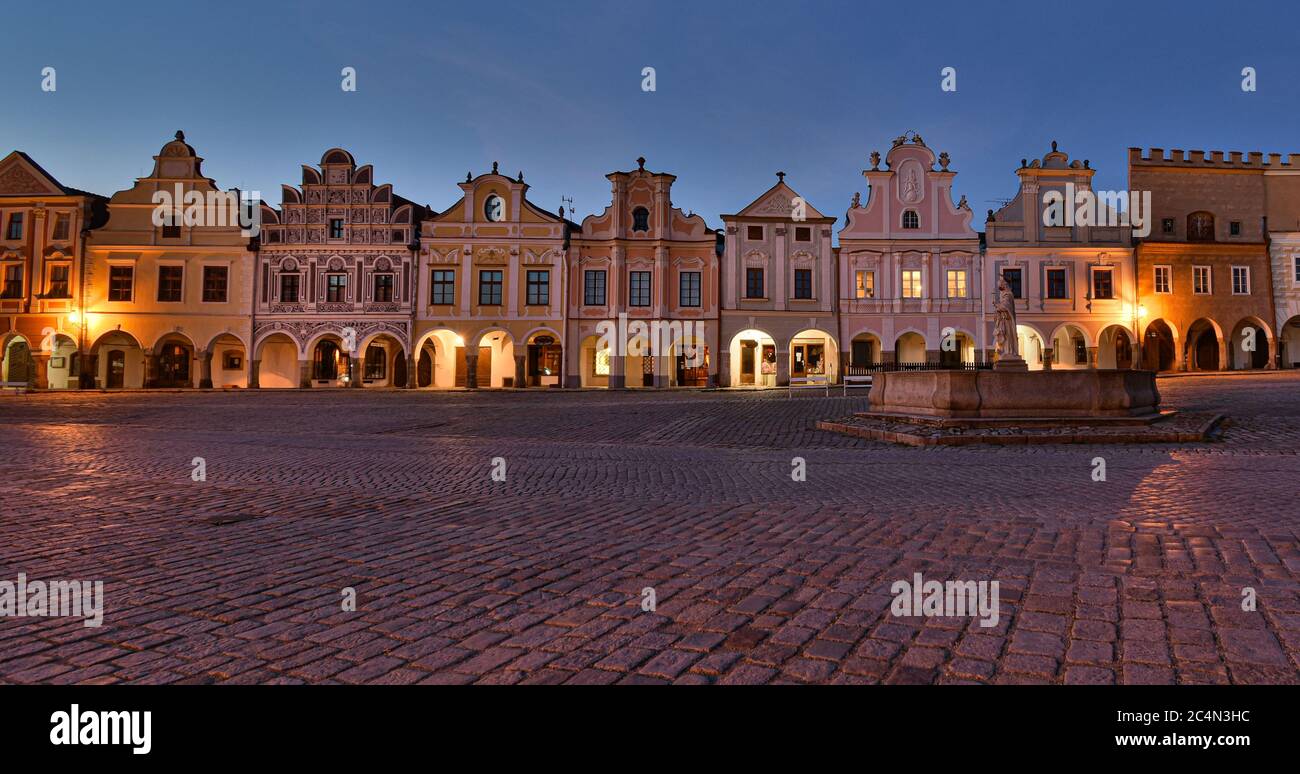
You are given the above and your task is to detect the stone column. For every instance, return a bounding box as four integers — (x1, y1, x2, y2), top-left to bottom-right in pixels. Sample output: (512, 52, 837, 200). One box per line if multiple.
(926, 348, 941, 367)
(718, 349, 731, 387)
(200, 349, 214, 388)
(249, 359, 261, 389)
(298, 359, 311, 388)
(654, 355, 671, 388)
(32, 352, 50, 390)
(1087, 346, 1098, 369)
(348, 353, 361, 387)
(1042, 348, 1054, 371)
(406, 355, 417, 388)
(465, 350, 479, 389)
(514, 353, 526, 388)
(143, 349, 157, 388)
(776, 350, 790, 386)
(609, 353, 626, 389)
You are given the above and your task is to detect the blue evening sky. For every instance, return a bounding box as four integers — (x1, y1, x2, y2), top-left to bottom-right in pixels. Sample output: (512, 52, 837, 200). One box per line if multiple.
(2, 0, 1296, 237)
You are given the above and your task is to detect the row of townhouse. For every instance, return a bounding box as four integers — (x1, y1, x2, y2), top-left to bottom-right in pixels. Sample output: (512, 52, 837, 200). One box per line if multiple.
(3, 130, 1298, 390)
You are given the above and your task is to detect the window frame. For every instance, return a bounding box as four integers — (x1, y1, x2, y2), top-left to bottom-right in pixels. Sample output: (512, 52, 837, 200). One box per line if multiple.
(201, 265, 229, 303)
(47, 263, 71, 299)
(478, 269, 503, 306)
(1193, 265, 1212, 295)
(0, 263, 22, 299)
(1153, 265, 1172, 295)
(279, 272, 300, 303)
(328, 219, 345, 240)
(157, 265, 184, 303)
(793, 268, 813, 300)
(901, 210, 920, 230)
(583, 269, 606, 306)
(629, 270, 652, 307)
(526, 269, 550, 306)
(744, 267, 764, 299)
(1091, 267, 1115, 300)
(679, 270, 701, 307)
(372, 273, 394, 303)
(430, 269, 455, 305)
(947, 268, 969, 299)
(5, 212, 24, 240)
(900, 268, 923, 299)
(1002, 268, 1023, 299)
(1231, 265, 1251, 295)
(326, 272, 348, 303)
(854, 270, 875, 299)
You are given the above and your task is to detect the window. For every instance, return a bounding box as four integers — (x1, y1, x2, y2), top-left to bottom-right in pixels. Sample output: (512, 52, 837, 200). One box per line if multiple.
(364, 345, 386, 380)
(631, 207, 650, 233)
(202, 266, 228, 302)
(158, 266, 183, 302)
(747, 225, 764, 241)
(526, 270, 549, 306)
(478, 270, 503, 305)
(1154, 265, 1171, 294)
(901, 269, 923, 298)
(162, 224, 181, 239)
(279, 273, 300, 303)
(1092, 268, 1114, 300)
(108, 265, 134, 301)
(1002, 268, 1023, 298)
(326, 273, 347, 302)
(52, 214, 70, 241)
(584, 269, 606, 306)
(1229, 221, 1241, 236)
(1231, 266, 1251, 295)
(329, 219, 344, 239)
(855, 270, 874, 299)
(1, 265, 21, 298)
(373, 274, 394, 302)
(1045, 268, 1067, 299)
(902, 210, 919, 229)
(1193, 265, 1212, 295)
(947, 269, 968, 299)
(795, 226, 811, 242)
(6, 213, 23, 240)
(1187, 211, 1215, 242)
(793, 269, 812, 299)
(47, 264, 70, 298)
(1294, 256, 1300, 284)
(483, 194, 504, 222)
(1161, 218, 1175, 235)
(680, 271, 701, 307)
(745, 267, 764, 299)
(629, 270, 651, 306)
(430, 270, 454, 305)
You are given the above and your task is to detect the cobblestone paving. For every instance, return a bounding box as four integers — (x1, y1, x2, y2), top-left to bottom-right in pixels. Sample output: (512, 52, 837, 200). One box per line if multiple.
(1, 373, 1298, 685)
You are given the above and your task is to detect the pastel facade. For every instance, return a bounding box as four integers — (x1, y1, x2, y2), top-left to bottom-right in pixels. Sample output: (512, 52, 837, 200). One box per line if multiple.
(720, 173, 836, 387)
(0, 152, 105, 389)
(254, 149, 425, 388)
(984, 143, 1138, 371)
(416, 164, 572, 388)
(1130, 148, 1277, 371)
(567, 158, 719, 388)
(838, 133, 982, 372)
(1264, 160, 1300, 367)
(83, 132, 253, 389)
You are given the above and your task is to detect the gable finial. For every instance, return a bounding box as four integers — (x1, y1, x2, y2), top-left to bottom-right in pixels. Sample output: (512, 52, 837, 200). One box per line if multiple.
(1051, 140, 1058, 152)
(175, 130, 185, 141)
(636, 156, 646, 171)
(491, 161, 498, 174)
(776, 171, 785, 183)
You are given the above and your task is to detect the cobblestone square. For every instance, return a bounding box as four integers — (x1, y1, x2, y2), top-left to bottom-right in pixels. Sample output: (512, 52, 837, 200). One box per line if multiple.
(1, 373, 1298, 685)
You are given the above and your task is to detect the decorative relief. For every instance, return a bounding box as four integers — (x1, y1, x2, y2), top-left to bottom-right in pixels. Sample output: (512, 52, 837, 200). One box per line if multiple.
(755, 195, 793, 214)
(255, 319, 410, 349)
(0, 166, 44, 194)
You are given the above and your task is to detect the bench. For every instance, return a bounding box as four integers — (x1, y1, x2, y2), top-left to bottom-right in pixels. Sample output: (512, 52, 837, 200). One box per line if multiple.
(1, 380, 30, 395)
(788, 373, 830, 396)
(842, 373, 873, 394)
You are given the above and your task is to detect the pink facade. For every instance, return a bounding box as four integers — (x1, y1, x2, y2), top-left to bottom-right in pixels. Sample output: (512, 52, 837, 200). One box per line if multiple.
(838, 132, 983, 370)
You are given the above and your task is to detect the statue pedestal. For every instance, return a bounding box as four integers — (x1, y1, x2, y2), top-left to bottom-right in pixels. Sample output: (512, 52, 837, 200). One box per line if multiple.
(993, 357, 1028, 372)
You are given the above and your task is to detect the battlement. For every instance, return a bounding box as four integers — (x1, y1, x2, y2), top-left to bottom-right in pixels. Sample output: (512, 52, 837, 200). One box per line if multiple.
(1128, 147, 1300, 168)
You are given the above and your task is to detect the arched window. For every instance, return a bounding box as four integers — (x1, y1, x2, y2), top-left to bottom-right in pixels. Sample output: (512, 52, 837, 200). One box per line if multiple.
(1187, 211, 1215, 242)
(632, 207, 650, 233)
(902, 210, 919, 229)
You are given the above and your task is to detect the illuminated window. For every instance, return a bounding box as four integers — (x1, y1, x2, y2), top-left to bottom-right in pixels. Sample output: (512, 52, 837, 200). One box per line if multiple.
(946, 269, 967, 298)
(855, 270, 874, 299)
(901, 269, 922, 298)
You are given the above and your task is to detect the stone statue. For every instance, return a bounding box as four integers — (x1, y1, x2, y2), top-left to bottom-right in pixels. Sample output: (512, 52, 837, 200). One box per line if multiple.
(993, 276, 1026, 370)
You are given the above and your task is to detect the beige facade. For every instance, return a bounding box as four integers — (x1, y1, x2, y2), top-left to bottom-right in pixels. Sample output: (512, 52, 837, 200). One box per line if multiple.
(985, 143, 1138, 371)
(1265, 162, 1300, 366)
(720, 173, 836, 387)
(416, 164, 571, 388)
(0, 152, 105, 389)
(567, 158, 719, 388)
(254, 149, 424, 388)
(83, 132, 253, 389)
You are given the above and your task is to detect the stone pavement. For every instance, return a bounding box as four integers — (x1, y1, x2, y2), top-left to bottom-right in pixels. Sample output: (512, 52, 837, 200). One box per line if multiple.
(0, 373, 1298, 685)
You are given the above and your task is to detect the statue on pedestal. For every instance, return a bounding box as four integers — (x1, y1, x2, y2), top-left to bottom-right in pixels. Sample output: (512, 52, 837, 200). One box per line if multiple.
(993, 276, 1027, 371)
